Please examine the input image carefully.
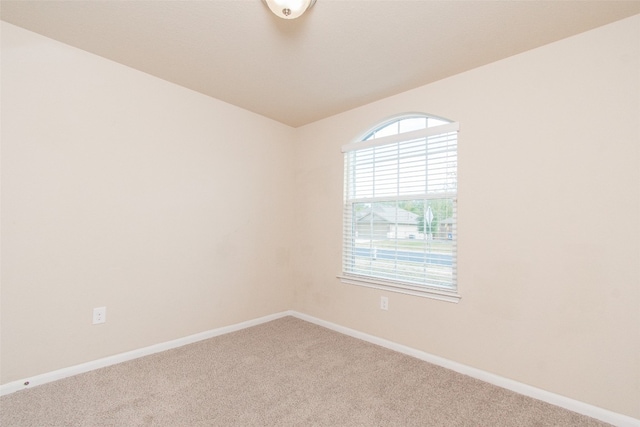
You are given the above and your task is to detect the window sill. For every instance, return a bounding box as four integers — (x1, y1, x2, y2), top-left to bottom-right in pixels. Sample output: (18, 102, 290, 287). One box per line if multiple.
(338, 274, 461, 303)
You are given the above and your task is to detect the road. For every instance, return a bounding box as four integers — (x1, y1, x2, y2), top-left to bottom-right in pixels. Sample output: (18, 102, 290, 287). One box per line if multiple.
(353, 247, 452, 266)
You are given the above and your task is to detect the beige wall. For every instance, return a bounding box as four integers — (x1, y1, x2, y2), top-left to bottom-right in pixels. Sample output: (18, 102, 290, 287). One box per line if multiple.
(1, 22, 295, 383)
(292, 15, 640, 418)
(2, 14, 639, 420)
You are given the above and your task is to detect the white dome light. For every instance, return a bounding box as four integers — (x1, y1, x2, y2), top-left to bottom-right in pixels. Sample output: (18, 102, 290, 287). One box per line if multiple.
(263, 0, 317, 20)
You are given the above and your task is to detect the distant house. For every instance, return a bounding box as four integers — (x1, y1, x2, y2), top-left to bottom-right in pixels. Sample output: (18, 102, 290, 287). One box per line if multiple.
(436, 217, 454, 240)
(356, 205, 419, 239)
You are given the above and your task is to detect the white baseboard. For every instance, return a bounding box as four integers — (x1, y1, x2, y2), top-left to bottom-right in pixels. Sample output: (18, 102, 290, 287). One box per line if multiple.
(290, 311, 640, 427)
(0, 311, 291, 397)
(2, 309, 637, 427)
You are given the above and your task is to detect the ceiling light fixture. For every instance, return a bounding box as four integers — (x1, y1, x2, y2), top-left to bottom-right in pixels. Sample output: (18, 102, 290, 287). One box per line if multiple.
(263, 0, 316, 20)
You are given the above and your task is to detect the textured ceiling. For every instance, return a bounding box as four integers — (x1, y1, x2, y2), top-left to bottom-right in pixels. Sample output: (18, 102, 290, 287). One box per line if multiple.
(2, 1, 639, 127)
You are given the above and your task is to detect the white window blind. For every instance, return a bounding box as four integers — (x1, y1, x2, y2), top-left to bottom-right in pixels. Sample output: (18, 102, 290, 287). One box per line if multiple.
(341, 117, 459, 301)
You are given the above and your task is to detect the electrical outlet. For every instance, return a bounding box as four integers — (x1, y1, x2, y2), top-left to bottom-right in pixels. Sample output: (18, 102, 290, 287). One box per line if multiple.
(380, 296, 389, 311)
(93, 307, 106, 324)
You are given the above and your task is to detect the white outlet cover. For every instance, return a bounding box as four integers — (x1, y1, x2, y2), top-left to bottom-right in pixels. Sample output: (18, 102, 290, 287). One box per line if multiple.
(93, 307, 106, 324)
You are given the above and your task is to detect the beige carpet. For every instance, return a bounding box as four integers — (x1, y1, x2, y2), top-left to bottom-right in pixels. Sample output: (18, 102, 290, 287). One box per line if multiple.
(0, 316, 611, 426)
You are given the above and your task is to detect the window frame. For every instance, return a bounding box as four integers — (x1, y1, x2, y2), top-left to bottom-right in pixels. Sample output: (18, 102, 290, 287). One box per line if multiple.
(338, 114, 460, 303)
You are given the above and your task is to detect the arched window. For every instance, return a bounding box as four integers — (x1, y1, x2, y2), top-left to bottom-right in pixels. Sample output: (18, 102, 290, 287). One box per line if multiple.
(340, 114, 459, 302)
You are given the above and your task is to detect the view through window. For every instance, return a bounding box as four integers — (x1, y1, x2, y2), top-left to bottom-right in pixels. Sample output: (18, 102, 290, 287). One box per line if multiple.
(341, 114, 459, 300)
